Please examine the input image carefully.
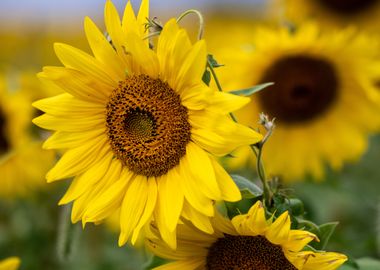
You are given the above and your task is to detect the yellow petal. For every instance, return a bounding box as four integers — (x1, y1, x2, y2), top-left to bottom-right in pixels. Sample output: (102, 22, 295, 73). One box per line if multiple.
(59, 154, 113, 204)
(181, 201, 214, 234)
(54, 43, 116, 86)
(157, 169, 184, 232)
(184, 142, 222, 200)
(0, 257, 21, 270)
(33, 113, 104, 132)
(84, 16, 125, 81)
(210, 157, 241, 202)
(152, 259, 204, 270)
(119, 175, 148, 246)
(175, 39, 207, 92)
(43, 129, 105, 150)
(178, 159, 214, 217)
(82, 169, 132, 223)
(303, 252, 348, 270)
(38, 67, 111, 103)
(124, 32, 159, 77)
(131, 177, 158, 244)
(46, 137, 108, 182)
(33, 93, 104, 116)
(266, 211, 291, 245)
(285, 230, 318, 252)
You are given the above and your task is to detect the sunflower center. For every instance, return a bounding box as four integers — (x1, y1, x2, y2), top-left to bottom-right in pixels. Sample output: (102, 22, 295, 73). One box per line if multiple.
(106, 74, 191, 177)
(258, 55, 338, 124)
(316, 0, 378, 15)
(206, 235, 297, 270)
(0, 108, 10, 155)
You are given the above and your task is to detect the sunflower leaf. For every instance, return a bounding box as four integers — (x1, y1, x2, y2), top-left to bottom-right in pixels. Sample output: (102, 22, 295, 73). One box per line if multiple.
(316, 222, 339, 250)
(207, 54, 224, 68)
(230, 174, 262, 199)
(230, 82, 274, 96)
(356, 258, 380, 270)
(202, 69, 211, 86)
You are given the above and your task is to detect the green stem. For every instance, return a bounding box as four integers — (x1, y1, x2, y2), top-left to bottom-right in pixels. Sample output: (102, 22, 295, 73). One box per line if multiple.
(207, 60, 238, 123)
(176, 9, 204, 40)
(207, 59, 272, 206)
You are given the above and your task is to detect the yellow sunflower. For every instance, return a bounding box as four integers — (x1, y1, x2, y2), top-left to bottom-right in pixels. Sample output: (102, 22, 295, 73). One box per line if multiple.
(0, 74, 55, 198)
(0, 257, 20, 270)
(33, 0, 262, 248)
(278, 0, 380, 32)
(147, 201, 347, 269)
(212, 23, 380, 181)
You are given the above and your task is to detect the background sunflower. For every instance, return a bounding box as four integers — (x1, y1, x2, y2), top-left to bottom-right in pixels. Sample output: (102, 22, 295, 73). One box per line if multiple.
(211, 23, 380, 181)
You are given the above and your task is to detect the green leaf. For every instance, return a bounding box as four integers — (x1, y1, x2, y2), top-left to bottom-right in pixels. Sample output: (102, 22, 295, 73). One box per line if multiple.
(356, 258, 380, 270)
(288, 198, 304, 216)
(207, 54, 224, 68)
(202, 69, 211, 86)
(316, 222, 339, 250)
(230, 174, 262, 199)
(230, 82, 274, 96)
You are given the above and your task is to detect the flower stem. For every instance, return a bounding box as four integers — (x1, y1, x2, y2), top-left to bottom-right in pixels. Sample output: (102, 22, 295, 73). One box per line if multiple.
(176, 9, 204, 40)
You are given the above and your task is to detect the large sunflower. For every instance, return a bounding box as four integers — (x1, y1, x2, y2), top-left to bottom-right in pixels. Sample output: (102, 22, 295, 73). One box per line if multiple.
(0, 257, 20, 270)
(279, 0, 380, 31)
(213, 23, 380, 181)
(0, 74, 55, 198)
(147, 201, 347, 269)
(33, 0, 262, 248)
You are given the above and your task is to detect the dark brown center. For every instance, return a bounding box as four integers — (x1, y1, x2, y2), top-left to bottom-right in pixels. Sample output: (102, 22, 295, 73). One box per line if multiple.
(106, 74, 191, 177)
(206, 235, 297, 270)
(0, 108, 10, 155)
(258, 55, 338, 124)
(316, 0, 377, 16)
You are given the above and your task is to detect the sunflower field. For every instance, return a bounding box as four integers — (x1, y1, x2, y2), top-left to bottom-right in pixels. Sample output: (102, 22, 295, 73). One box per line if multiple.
(1, 0, 380, 269)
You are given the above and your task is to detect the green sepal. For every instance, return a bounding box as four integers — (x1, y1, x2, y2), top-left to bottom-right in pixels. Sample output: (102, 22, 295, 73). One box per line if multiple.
(230, 82, 274, 96)
(207, 54, 224, 68)
(230, 174, 263, 199)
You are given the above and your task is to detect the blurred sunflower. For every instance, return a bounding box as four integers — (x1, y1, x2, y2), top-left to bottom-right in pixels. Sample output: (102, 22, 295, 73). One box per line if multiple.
(0, 74, 55, 198)
(33, 0, 262, 248)
(0, 257, 20, 270)
(213, 23, 380, 181)
(146, 201, 347, 269)
(280, 0, 380, 31)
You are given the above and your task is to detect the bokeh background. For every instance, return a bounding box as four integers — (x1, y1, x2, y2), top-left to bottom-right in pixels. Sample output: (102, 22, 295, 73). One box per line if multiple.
(1, 0, 380, 269)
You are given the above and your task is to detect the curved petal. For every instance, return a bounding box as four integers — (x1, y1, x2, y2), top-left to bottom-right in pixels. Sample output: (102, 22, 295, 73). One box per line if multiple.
(119, 175, 148, 246)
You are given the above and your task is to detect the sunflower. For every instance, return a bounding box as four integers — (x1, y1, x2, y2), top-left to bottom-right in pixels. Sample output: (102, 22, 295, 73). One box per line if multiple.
(0, 257, 20, 270)
(33, 0, 262, 248)
(279, 0, 380, 32)
(0, 74, 55, 198)
(212, 23, 380, 181)
(146, 201, 347, 269)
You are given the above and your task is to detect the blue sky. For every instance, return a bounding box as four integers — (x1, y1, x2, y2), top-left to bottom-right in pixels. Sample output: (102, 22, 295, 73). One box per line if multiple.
(0, 0, 264, 25)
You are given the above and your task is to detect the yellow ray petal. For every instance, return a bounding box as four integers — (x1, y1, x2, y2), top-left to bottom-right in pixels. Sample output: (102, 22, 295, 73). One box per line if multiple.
(84, 16, 125, 81)
(157, 169, 184, 232)
(210, 157, 241, 202)
(43, 129, 105, 150)
(184, 142, 222, 200)
(33, 93, 105, 117)
(178, 159, 214, 217)
(38, 67, 111, 103)
(54, 43, 116, 86)
(266, 211, 291, 245)
(181, 201, 214, 234)
(119, 175, 148, 246)
(59, 154, 113, 205)
(131, 177, 158, 244)
(46, 137, 108, 182)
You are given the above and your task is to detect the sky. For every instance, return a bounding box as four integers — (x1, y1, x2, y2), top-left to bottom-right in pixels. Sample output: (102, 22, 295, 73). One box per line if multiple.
(0, 0, 264, 25)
